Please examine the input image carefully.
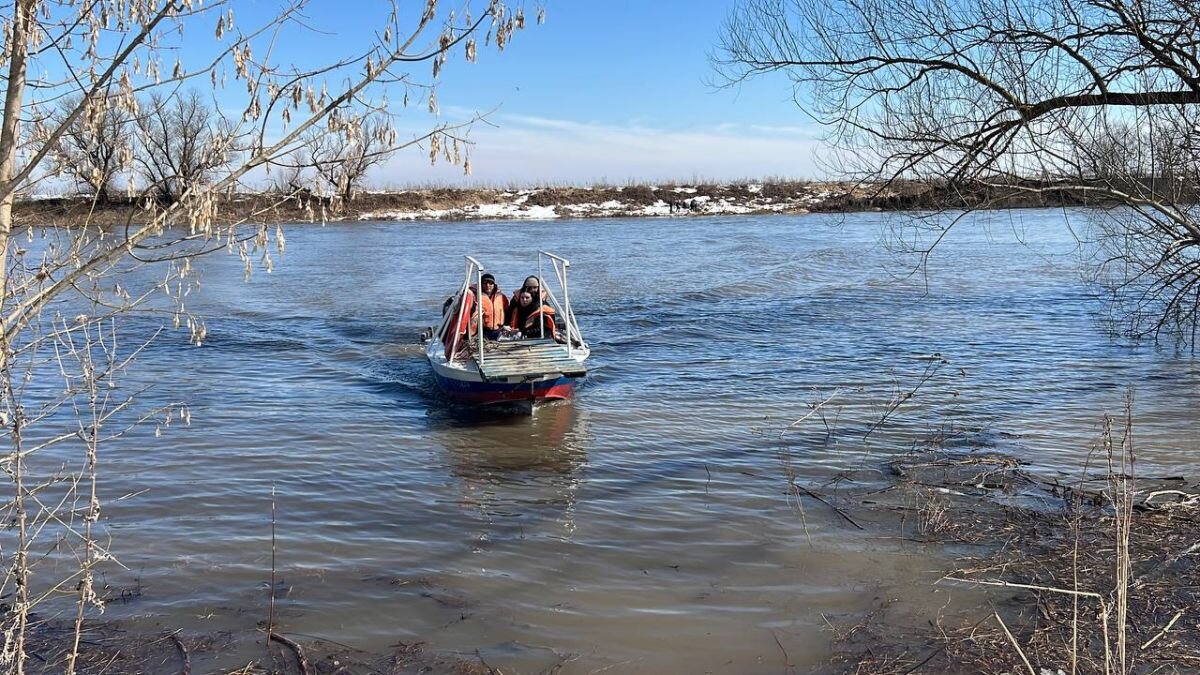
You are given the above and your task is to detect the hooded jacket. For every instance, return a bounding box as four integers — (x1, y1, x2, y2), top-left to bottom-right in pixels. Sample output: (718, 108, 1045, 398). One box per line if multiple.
(509, 298, 557, 338)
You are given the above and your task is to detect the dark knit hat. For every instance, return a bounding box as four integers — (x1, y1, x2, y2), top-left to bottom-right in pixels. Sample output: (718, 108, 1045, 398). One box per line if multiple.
(480, 273, 496, 284)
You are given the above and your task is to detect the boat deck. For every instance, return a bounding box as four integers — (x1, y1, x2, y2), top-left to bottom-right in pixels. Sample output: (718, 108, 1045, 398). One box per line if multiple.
(475, 338, 586, 381)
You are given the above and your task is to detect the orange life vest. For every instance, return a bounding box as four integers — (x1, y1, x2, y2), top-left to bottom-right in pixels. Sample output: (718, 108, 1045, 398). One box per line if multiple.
(478, 289, 508, 330)
(443, 291, 476, 359)
(443, 288, 509, 359)
(514, 304, 556, 338)
(457, 291, 477, 334)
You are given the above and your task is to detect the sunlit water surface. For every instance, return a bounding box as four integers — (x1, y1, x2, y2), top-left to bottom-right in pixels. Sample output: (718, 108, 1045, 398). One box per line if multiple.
(19, 209, 1200, 672)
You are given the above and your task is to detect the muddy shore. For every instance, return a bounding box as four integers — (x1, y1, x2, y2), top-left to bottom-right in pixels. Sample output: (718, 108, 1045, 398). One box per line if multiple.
(815, 432, 1200, 673)
(13, 179, 1093, 227)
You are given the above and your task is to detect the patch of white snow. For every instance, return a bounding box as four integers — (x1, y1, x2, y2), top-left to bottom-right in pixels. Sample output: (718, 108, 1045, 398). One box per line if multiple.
(638, 200, 672, 216)
(521, 205, 560, 219)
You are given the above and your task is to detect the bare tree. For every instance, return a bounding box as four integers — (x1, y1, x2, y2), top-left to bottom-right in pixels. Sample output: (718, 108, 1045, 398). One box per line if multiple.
(716, 0, 1200, 340)
(305, 112, 399, 202)
(268, 159, 307, 196)
(50, 94, 131, 202)
(0, 1, 531, 672)
(134, 90, 226, 201)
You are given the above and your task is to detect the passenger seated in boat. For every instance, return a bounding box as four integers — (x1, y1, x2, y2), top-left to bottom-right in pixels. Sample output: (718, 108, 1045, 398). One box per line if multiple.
(476, 273, 509, 339)
(442, 275, 509, 343)
(508, 289, 561, 341)
(511, 275, 546, 306)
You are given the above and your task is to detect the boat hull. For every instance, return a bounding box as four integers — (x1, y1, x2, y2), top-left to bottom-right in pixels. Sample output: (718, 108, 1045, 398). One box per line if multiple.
(426, 339, 584, 405)
(432, 371, 579, 404)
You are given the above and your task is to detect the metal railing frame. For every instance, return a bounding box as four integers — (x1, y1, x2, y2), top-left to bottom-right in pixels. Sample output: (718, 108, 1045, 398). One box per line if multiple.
(446, 256, 484, 365)
(538, 251, 581, 357)
(440, 252, 584, 364)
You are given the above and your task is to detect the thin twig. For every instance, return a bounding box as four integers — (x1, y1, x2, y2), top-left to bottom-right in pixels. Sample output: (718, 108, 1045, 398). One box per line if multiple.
(1139, 610, 1184, 650)
(780, 388, 841, 438)
(475, 648, 502, 674)
(865, 359, 945, 440)
(941, 576, 1106, 602)
(170, 631, 191, 675)
(268, 483, 277, 662)
(902, 644, 946, 674)
(994, 611, 1036, 675)
(792, 484, 864, 530)
(269, 632, 311, 675)
(770, 629, 795, 674)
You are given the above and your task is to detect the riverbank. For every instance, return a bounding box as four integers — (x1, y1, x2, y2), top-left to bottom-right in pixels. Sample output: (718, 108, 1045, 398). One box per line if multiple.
(817, 422, 1200, 673)
(13, 179, 1092, 226)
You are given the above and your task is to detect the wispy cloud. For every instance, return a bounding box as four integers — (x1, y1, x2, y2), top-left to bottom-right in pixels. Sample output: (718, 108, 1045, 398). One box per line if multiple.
(373, 113, 830, 186)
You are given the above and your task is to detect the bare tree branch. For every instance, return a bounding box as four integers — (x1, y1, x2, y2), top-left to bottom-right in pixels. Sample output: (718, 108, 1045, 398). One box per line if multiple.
(717, 0, 1200, 341)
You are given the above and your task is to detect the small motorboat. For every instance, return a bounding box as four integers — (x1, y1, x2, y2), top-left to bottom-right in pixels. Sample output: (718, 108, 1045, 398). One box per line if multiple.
(424, 252, 589, 405)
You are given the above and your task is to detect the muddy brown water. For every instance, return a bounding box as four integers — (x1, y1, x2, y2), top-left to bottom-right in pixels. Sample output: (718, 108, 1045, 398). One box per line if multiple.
(14, 209, 1200, 672)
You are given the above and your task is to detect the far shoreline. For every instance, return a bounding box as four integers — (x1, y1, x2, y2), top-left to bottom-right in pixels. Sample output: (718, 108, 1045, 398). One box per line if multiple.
(13, 179, 1096, 228)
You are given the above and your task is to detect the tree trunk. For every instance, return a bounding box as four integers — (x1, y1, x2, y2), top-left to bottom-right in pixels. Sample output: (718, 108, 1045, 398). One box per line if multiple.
(0, 0, 33, 342)
(0, 5, 32, 669)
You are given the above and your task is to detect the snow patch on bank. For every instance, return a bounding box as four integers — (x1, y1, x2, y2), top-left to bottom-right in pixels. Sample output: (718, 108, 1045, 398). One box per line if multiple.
(360, 204, 561, 221)
(357, 183, 840, 222)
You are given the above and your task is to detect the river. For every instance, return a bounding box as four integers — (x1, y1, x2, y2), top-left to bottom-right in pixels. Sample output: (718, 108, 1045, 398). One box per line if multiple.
(18, 208, 1200, 672)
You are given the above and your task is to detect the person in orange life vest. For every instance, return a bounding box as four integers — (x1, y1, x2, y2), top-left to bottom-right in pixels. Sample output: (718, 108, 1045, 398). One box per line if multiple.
(476, 273, 509, 339)
(448, 274, 508, 341)
(508, 288, 559, 340)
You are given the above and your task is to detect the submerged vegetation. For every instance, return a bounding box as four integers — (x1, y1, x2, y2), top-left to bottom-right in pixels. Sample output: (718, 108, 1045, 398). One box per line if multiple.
(788, 394, 1200, 674)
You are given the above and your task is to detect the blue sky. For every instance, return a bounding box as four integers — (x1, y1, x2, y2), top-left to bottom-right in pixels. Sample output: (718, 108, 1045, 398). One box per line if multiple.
(261, 1, 826, 185)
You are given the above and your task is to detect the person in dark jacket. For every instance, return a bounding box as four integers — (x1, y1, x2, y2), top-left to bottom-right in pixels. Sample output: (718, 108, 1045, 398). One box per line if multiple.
(508, 289, 558, 340)
(511, 275, 548, 306)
